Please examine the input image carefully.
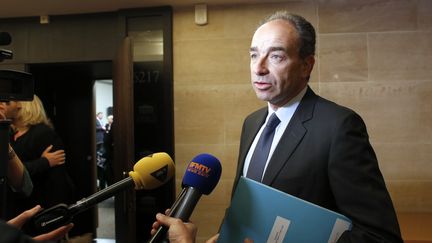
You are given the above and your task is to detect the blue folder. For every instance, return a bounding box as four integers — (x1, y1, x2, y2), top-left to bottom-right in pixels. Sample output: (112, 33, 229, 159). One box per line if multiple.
(218, 177, 352, 243)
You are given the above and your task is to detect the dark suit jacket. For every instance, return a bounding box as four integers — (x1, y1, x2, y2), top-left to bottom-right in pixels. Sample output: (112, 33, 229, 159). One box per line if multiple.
(232, 87, 402, 242)
(96, 119, 105, 145)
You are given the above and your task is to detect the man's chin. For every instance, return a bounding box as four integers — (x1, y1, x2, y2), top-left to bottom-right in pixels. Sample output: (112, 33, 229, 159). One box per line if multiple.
(255, 93, 272, 102)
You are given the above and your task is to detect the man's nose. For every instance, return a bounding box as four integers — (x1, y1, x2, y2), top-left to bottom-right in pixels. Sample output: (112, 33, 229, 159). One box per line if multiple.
(252, 57, 269, 76)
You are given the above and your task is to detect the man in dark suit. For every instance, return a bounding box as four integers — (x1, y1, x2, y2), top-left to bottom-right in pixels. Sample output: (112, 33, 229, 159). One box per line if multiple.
(225, 11, 403, 243)
(151, 11, 403, 243)
(95, 111, 105, 151)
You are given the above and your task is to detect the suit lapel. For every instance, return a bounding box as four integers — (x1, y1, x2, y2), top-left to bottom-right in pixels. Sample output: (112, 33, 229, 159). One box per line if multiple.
(262, 87, 317, 185)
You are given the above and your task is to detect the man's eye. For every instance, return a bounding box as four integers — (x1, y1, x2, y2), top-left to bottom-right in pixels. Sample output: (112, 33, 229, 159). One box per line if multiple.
(269, 54, 286, 63)
(271, 54, 283, 60)
(250, 53, 258, 59)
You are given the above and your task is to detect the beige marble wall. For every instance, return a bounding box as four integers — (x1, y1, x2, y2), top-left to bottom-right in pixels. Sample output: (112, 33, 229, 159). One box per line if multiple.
(173, 1, 432, 241)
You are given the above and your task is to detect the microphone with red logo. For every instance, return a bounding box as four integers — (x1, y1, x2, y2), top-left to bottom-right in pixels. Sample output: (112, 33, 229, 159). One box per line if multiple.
(149, 153, 222, 243)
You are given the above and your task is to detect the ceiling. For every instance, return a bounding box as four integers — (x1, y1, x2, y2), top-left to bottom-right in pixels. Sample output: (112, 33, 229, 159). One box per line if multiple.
(0, 0, 277, 18)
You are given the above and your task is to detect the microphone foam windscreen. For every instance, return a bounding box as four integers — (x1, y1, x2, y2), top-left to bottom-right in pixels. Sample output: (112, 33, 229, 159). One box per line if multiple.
(182, 153, 222, 195)
(129, 152, 175, 190)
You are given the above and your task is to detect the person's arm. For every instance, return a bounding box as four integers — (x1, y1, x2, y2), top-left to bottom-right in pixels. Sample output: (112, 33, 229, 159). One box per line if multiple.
(40, 145, 65, 167)
(19, 126, 66, 176)
(7, 144, 33, 196)
(329, 112, 402, 243)
(0, 220, 36, 243)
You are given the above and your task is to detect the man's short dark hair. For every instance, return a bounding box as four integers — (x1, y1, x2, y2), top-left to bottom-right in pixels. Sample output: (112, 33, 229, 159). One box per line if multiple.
(259, 11, 316, 59)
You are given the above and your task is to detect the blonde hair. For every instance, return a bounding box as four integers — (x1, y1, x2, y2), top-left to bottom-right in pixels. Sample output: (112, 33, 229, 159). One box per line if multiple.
(17, 95, 53, 128)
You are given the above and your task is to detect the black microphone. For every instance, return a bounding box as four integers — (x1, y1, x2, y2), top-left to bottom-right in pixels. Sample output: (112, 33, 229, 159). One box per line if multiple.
(25, 152, 175, 235)
(0, 32, 12, 46)
(149, 153, 222, 243)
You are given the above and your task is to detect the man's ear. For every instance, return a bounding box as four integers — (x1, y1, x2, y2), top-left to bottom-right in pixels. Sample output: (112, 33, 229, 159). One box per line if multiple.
(301, 55, 315, 79)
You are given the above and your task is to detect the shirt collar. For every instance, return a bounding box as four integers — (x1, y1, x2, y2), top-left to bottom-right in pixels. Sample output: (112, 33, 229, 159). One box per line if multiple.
(267, 86, 308, 122)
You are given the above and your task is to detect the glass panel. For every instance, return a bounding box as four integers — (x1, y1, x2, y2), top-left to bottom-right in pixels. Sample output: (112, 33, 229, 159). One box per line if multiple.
(128, 17, 164, 62)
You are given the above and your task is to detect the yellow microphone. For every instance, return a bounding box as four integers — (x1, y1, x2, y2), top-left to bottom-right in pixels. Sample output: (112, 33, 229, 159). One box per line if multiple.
(69, 152, 174, 213)
(26, 152, 174, 234)
(129, 152, 175, 190)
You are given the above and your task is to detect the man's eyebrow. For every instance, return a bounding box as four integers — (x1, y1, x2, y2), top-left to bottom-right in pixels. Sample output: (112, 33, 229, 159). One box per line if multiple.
(249, 46, 287, 52)
(268, 46, 287, 52)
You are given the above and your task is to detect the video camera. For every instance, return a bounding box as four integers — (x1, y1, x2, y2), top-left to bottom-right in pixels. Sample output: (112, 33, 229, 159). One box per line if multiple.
(0, 31, 34, 101)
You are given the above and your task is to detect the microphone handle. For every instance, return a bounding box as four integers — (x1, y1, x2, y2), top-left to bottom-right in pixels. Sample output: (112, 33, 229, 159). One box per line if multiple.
(69, 176, 134, 215)
(148, 187, 202, 243)
(170, 187, 201, 220)
(148, 188, 187, 243)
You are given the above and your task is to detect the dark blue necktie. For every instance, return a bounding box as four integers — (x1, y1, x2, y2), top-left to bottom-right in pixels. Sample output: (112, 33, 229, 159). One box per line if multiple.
(246, 113, 281, 182)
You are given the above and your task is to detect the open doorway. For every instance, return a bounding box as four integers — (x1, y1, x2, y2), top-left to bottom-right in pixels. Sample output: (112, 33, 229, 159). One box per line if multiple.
(94, 79, 115, 240)
(28, 61, 112, 239)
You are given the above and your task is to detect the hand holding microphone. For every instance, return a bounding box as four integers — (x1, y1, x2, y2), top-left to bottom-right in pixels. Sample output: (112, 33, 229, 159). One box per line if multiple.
(149, 153, 222, 243)
(24, 152, 175, 235)
(151, 213, 197, 243)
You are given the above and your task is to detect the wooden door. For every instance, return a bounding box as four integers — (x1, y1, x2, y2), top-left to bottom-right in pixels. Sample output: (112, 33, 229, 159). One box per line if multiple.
(113, 37, 136, 243)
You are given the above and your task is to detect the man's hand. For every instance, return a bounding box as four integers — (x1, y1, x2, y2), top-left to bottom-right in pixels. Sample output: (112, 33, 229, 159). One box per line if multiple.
(41, 145, 66, 167)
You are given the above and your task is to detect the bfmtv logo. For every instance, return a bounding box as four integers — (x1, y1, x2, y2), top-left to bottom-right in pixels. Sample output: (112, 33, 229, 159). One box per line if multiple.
(187, 162, 211, 178)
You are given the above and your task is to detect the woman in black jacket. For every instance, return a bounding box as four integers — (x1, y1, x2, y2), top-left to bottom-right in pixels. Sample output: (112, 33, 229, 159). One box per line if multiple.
(10, 95, 76, 231)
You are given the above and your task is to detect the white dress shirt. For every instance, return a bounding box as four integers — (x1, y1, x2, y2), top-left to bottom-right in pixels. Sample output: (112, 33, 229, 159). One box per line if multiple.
(243, 86, 307, 181)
